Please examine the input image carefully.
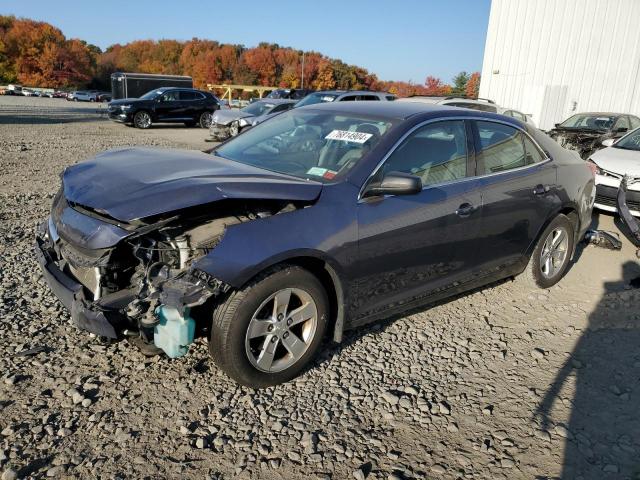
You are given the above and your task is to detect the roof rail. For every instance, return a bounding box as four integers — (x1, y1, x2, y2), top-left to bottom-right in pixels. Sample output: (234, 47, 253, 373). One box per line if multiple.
(442, 95, 496, 104)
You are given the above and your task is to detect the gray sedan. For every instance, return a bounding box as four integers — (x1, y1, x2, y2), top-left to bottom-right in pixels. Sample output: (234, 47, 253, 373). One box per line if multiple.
(209, 99, 296, 141)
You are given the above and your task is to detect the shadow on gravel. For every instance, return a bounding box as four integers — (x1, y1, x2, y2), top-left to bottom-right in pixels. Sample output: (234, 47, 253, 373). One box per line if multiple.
(0, 115, 106, 124)
(535, 260, 640, 479)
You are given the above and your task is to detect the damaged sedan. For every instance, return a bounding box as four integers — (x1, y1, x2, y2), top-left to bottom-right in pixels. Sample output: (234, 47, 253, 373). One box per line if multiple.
(36, 102, 594, 387)
(209, 99, 296, 141)
(548, 112, 640, 159)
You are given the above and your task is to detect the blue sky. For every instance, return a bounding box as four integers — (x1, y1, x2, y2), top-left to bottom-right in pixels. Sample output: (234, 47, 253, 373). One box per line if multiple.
(1, 0, 491, 83)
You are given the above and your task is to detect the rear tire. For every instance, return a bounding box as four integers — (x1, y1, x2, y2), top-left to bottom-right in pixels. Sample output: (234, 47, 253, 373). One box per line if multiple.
(199, 111, 213, 128)
(209, 265, 328, 388)
(517, 214, 574, 289)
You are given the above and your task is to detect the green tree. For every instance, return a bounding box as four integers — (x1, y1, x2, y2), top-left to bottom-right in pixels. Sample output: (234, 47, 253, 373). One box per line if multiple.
(451, 71, 469, 96)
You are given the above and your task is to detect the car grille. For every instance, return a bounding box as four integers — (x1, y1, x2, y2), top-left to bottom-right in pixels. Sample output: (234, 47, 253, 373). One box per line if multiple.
(595, 184, 640, 211)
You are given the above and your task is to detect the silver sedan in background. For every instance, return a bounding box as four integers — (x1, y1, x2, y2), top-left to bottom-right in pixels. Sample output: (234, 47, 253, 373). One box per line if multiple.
(209, 99, 296, 141)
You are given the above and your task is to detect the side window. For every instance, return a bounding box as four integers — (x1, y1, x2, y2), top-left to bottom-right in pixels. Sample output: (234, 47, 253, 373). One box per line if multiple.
(161, 91, 180, 102)
(180, 91, 197, 101)
(630, 116, 640, 129)
(386, 95, 396, 101)
(380, 120, 468, 187)
(358, 95, 379, 101)
(523, 134, 546, 164)
(613, 116, 630, 131)
(476, 121, 529, 174)
(340, 96, 357, 101)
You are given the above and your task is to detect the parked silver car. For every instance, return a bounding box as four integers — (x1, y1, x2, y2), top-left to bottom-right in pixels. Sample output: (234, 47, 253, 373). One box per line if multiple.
(67, 91, 99, 102)
(209, 99, 296, 140)
(398, 96, 537, 127)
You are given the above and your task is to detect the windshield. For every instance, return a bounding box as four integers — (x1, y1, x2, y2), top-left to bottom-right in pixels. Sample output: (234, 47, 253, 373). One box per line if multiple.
(559, 114, 616, 130)
(614, 128, 640, 151)
(295, 93, 339, 108)
(241, 102, 276, 116)
(214, 109, 396, 182)
(139, 89, 165, 100)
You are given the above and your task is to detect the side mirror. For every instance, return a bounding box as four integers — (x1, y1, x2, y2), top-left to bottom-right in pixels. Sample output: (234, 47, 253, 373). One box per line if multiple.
(363, 171, 422, 198)
(616, 127, 628, 133)
(601, 138, 615, 147)
(554, 123, 560, 128)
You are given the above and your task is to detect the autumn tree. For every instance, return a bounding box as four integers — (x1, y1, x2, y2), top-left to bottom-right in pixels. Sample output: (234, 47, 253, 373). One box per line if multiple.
(312, 60, 335, 90)
(451, 71, 469, 96)
(424, 76, 452, 96)
(465, 72, 480, 99)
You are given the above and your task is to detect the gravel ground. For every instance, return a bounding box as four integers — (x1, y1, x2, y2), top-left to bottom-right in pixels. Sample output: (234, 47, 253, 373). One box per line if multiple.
(2, 96, 640, 480)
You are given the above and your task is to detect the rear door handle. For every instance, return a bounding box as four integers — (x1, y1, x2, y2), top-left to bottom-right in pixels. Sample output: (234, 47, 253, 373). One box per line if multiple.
(456, 202, 475, 217)
(533, 184, 551, 195)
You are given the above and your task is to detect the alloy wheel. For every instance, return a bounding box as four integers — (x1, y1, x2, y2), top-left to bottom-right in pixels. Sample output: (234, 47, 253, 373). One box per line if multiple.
(540, 227, 569, 278)
(200, 112, 213, 128)
(135, 111, 151, 129)
(244, 288, 318, 373)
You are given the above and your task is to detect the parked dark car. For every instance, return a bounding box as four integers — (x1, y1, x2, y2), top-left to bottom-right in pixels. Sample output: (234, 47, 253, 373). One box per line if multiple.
(97, 92, 112, 103)
(209, 99, 296, 140)
(107, 87, 220, 129)
(36, 102, 594, 387)
(548, 112, 640, 159)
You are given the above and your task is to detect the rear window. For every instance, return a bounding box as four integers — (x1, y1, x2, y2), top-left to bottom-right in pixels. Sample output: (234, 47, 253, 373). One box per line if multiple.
(180, 91, 197, 100)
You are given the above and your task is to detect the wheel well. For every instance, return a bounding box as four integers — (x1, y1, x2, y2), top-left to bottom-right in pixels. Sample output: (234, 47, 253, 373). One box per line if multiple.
(271, 256, 342, 343)
(559, 207, 579, 242)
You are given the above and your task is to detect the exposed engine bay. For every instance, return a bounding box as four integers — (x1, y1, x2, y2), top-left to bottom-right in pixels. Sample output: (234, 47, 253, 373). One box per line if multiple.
(36, 192, 303, 356)
(547, 128, 613, 160)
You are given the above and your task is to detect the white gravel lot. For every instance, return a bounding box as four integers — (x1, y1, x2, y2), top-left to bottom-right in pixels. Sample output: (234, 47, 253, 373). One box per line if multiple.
(1, 96, 640, 480)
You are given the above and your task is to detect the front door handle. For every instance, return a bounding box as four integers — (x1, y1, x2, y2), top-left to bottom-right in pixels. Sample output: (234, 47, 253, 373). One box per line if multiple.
(456, 202, 475, 218)
(533, 184, 551, 195)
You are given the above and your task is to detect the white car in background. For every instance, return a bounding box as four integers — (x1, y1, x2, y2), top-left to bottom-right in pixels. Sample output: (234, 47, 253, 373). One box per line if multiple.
(397, 96, 537, 127)
(588, 127, 640, 216)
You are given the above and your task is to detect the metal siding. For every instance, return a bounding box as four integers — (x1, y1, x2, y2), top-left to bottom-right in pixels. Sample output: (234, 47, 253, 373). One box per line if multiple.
(479, 0, 640, 129)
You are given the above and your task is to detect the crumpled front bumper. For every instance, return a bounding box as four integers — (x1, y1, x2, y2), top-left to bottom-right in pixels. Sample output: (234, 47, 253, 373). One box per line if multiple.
(35, 222, 128, 338)
(209, 123, 231, 141)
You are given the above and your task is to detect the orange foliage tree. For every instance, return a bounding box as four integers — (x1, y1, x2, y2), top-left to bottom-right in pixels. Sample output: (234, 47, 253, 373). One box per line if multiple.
(0, 14, 462, 97)
(465, 72, 480, 99)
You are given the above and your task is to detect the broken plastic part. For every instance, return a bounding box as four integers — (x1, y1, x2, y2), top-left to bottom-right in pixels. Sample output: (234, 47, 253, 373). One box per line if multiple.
(617, 176, 640, 247)
(584, 230, 622, 250)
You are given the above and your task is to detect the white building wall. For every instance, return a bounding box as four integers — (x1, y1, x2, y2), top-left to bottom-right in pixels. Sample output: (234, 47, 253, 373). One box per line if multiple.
(479, 0, 640, 130)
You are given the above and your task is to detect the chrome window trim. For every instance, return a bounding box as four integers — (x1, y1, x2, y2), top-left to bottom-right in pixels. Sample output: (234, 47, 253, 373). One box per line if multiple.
(358, 115, 551, 202)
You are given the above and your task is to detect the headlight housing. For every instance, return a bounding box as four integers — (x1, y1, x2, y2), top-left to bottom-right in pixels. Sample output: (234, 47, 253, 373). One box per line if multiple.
(121, 104, 133, 110)
(238, 118, 250, 127)
(586, 159, 601, 176)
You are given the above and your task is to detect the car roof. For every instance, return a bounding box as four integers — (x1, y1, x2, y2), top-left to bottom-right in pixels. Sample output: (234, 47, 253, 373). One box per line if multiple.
(254, 98, 297, 104)
(569, 112, 626, 117)
(297, 100, 514, 121)
(311, 90, 389, 96)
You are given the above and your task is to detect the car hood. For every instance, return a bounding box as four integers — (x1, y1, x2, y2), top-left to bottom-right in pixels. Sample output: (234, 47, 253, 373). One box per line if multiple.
(62, 147, 323, 222)
(212, 109, 253, 125)
(591, 146, 640, 176)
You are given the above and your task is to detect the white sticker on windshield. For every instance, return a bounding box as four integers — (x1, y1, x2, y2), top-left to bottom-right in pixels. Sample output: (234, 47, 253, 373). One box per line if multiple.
(325, 130, 373, 143)
(307, 167, 328, 176)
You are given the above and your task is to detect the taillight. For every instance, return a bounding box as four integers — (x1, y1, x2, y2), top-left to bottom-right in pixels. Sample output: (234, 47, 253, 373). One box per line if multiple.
(586, 160, 600, 177)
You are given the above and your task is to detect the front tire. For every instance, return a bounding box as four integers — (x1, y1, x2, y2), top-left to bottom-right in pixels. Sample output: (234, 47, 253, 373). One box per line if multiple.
(133, 110, 152, 129)
(518, 214, 574, 289)
(229, 121, 241, 137)
(209, 265, 328, 388)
